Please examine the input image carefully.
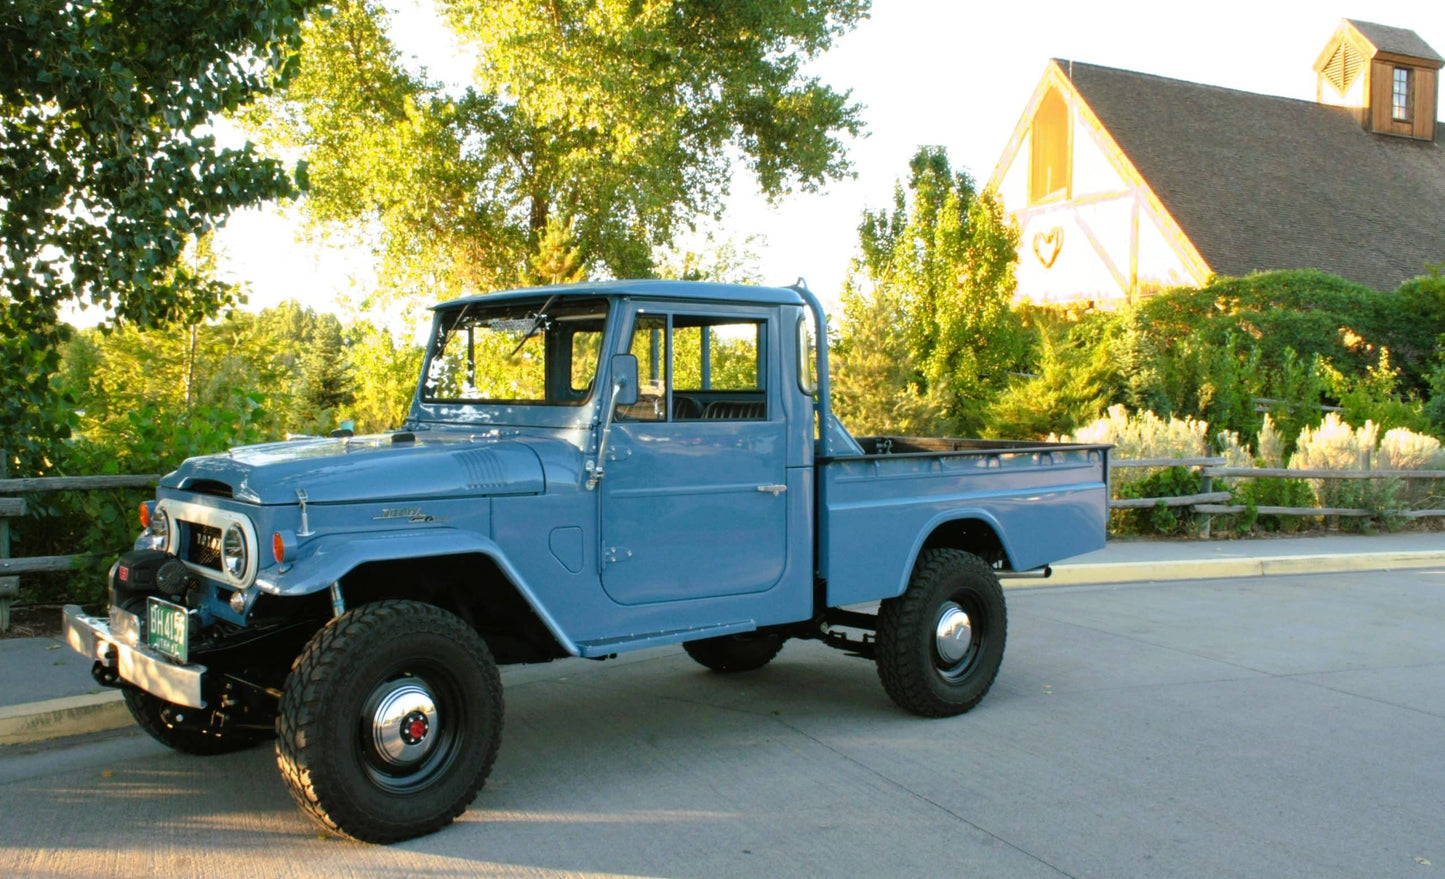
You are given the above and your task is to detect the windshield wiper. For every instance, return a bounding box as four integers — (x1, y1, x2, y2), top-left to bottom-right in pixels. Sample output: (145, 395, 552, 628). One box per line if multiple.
(507, 293, 559, 357)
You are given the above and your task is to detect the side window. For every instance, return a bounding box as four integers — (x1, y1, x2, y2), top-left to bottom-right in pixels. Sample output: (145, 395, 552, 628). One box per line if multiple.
(617, 314, 666, 421)
(674, 316, 767, 421)
(615, 312, 770, 422)
(570, 328, 603, 395)
(673, 318, 764, 392)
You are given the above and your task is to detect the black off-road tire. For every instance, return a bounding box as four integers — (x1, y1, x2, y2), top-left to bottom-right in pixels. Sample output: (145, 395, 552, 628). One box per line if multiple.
(683, 632, 786, 672)
(124, 688, 265, 755)
(275, 600, 502, 843)
(875, 549, 1007, 717)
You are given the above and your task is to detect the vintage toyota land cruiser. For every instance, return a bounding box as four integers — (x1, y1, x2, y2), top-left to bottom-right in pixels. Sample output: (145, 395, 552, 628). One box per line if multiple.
(65, 279, 1109, 842)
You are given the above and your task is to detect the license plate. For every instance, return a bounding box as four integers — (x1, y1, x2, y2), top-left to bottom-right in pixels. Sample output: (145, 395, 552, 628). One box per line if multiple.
(147, 597, 190, 664)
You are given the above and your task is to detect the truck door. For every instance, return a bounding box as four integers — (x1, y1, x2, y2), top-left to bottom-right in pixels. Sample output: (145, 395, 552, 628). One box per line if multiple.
(599, 306, 789, 606)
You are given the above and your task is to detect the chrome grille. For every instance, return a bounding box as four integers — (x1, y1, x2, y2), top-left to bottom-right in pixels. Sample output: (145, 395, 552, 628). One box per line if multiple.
(185, 522, 223, 571)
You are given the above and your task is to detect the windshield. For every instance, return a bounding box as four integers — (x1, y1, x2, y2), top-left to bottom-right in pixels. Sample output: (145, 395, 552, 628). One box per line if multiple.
(421, 297, 608, 405)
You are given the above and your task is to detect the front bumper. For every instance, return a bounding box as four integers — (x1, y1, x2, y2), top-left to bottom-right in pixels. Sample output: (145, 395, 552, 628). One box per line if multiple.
(63, 604, 207, 709)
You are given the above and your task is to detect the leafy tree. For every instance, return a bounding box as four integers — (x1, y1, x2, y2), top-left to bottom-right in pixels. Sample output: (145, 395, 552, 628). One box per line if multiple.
(654, 232, 767, 285)
(1134, 270, 1445, 400)
(0, 0, 316, 474)
(830, 276, 945, 435)
(985, 313, 1123, 439)
(345, 322, 424, 434)
(1426, 336, 1445, 432)
(295, 314, 355, 428)
(1119, 269, 1443, 443)
(1320, 348, 1431, 433)
(834, 147, 1027, 435)
(254, 0, 867, 303)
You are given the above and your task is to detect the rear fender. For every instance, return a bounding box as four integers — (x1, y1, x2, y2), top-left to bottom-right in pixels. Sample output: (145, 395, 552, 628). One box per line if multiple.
(893, 510, 1015, 599)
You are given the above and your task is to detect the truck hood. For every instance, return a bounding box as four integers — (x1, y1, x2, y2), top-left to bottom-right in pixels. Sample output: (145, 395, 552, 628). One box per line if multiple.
(158, 433, 548, 505)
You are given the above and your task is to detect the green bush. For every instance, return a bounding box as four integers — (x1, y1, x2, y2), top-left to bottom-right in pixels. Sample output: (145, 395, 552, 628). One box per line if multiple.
(1111, 466, 1201, 536)
(11, 391, 279, 606)
(1119, 270, 1445, 445)
(1229, 477, 1317, 534)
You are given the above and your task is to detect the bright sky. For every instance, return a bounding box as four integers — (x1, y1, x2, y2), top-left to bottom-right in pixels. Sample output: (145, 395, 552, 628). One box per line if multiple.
(211, 0, 1444, 322)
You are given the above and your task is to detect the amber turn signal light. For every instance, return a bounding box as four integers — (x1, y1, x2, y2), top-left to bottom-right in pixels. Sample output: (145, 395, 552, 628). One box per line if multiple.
(272, 530, 299, 564)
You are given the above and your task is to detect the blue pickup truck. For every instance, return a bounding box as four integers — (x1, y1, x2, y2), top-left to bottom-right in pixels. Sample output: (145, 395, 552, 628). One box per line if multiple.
(64, 279, 1109, 842)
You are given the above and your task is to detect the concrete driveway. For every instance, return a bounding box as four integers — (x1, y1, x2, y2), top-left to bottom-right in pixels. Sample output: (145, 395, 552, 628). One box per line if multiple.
(1, 567, 1442, 878)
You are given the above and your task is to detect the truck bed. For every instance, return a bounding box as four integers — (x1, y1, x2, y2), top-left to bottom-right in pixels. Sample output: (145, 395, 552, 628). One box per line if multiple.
(817, 436, 1111, 607)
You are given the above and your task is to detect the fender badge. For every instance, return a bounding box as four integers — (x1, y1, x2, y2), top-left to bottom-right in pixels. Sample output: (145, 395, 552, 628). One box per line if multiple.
(373, 507, 436, 523)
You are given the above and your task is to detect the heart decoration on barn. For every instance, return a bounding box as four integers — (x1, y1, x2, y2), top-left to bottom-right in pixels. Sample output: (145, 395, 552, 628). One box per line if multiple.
(1033, 227, 1063, 268)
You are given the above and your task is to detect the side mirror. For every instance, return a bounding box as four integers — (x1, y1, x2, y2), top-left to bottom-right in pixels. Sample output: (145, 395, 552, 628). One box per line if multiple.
(610, 354, 639, 407)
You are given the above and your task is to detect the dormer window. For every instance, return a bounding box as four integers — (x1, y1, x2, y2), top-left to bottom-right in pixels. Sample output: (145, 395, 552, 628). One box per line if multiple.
(1392, 67, 1412, 121)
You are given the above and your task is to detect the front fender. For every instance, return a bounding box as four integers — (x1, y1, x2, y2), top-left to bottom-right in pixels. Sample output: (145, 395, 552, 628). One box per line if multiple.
(255, 529, 580, 656)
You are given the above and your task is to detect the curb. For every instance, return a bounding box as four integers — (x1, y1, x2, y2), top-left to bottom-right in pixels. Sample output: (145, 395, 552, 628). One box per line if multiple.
(0, 691, 132, 747)
(1043, 550, 1445, 587)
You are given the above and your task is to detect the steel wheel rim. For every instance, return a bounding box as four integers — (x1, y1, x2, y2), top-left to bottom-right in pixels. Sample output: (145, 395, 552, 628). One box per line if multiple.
(358, 666, 465, 794)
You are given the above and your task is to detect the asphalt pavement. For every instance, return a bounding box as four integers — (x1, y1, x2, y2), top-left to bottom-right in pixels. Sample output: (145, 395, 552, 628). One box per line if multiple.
(0, 562, 1442, 877)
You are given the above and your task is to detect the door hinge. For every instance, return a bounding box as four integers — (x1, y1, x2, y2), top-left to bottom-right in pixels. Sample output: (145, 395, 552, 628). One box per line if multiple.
(604, 546, 633, 564)
(757, 484, 788, 496)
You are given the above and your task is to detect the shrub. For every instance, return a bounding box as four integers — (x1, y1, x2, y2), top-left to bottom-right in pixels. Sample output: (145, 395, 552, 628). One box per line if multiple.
(1289, 415, 1392, 524)
(1060, 405, 1211, 499)
(1112, 466, 1201, 536)
(985, 317, 1120, 439)
(1320, 348, 1430, 434)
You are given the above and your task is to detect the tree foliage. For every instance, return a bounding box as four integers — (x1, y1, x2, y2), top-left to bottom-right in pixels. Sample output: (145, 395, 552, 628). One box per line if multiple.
(1118, 269, 1445, 443)
(1129, 269, 1445, 399)
(255, 0, 867, 302)
(0, 0, 316, 473)
(833, 147, 1026, 435)
(985, 312, 1123, 439)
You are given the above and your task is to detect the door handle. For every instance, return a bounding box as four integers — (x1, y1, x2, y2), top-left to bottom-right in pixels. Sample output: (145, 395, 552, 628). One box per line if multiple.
(757, 484, 788, 496)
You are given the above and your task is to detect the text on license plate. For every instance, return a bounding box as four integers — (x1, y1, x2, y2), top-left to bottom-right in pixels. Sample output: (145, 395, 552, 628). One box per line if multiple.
(147, 597, 190, 664)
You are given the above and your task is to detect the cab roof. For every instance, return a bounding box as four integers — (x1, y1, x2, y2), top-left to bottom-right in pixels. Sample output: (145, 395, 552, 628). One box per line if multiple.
(434, 279, 807, 311)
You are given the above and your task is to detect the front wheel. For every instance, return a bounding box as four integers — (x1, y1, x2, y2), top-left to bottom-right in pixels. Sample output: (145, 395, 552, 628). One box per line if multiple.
(875, 549, 1007, 717)
(275, 601, 503, 843)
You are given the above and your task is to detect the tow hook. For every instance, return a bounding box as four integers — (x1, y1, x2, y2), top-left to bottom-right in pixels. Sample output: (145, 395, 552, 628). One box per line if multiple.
(91, 652, 121, 689)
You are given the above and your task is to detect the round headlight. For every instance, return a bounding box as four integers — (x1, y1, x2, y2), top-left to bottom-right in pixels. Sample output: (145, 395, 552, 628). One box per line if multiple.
(222, 525, 247, 578)
(150, 506, 170, 548)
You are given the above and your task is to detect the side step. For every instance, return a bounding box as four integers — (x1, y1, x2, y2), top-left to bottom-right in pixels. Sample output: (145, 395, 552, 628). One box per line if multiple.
(574, 620, 757, 658)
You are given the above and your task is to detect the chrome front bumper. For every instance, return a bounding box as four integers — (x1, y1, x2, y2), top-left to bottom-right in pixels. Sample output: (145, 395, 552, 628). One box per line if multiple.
(63, 604, 207, 709)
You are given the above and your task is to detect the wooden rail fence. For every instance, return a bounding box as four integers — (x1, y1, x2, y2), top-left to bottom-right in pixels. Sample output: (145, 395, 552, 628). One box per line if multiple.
(0, 449, 159, 631)
(1110, 457, 1445, 536)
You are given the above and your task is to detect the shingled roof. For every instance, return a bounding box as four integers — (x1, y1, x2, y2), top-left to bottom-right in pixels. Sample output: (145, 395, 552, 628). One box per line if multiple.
(1059, 60, 1445, 291)
(1346, 19, 1444, 64)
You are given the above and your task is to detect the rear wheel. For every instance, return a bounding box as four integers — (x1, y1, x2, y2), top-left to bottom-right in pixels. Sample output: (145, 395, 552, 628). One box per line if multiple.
(875, 549, 1007, 717)
(275, 600, 502, 843)
(123, 688, 265, 755)
(683, 632, 785, 672)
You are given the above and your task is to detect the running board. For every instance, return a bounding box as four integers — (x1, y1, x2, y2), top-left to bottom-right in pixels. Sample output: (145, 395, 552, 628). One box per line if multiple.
(575, 620, 757, 658)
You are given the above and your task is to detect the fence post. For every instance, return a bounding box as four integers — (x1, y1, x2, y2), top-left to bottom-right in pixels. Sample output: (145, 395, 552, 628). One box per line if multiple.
(0, 449, 14, 633)
(1197, 468, 1214, 539)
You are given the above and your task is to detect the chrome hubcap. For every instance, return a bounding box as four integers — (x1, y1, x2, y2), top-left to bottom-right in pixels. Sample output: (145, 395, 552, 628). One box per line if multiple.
(369, 680, 439, 768)
(935, 603, 973, 665)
